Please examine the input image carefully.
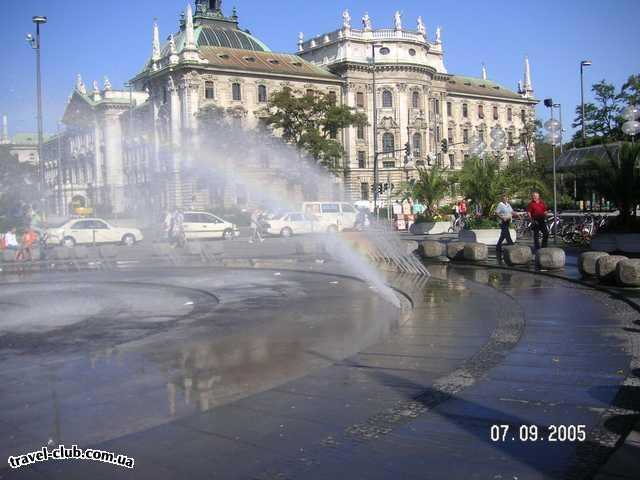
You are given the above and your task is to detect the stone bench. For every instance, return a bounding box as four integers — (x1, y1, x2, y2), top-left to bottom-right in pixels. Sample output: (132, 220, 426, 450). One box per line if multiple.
(463, 243, 488, 262)
(420, 240, 445, 259)
(596, 255, 628, 282)
(446, 241, 466, 261)
(616, 259, 640, 287)
(578, 251, 609, 277)
(502, 245, 532, 266)
(535, 247, 565, 270)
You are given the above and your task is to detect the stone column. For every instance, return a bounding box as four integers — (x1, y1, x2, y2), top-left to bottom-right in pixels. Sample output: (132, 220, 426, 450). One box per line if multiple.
(101, 110, 125, 213)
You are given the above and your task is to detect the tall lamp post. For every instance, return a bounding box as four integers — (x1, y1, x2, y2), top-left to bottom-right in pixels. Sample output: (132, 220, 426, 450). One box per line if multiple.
(580, 60, 592, 146)
(371, 43, 383, 218)
(27, 15, 48, 211)
(544, 98, 561, 243)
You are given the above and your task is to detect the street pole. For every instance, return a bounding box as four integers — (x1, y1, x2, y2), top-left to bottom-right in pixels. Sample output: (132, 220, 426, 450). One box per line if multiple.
(580, 60, 592, 147)
(34, 17, 47, 212)
(56, 122, 63, 215)
(371, 44, 379, 219)
(551, 106, 558, 244)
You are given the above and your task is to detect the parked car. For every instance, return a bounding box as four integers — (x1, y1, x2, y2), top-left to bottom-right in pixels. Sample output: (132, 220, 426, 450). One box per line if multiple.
(301, 202, 357, 232)
(264, 212, 321, 237)
(47, 218, 143, 247)
(182, 211, 239, 240)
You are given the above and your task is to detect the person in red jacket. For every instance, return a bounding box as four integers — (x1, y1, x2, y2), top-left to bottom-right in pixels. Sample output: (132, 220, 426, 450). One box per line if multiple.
(527, 191, 549, 250)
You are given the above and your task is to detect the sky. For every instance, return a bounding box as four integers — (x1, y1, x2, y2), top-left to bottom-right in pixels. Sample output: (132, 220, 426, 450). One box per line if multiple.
(1, 0, 638, 138)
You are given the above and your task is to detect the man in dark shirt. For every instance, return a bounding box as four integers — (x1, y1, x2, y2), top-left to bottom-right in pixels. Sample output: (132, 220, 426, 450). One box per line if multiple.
(526, 191, 549, 250)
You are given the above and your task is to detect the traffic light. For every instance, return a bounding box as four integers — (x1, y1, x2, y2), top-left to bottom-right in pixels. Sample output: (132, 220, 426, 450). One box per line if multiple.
(404, 142, 411, 156)
(377, 183, 384, 194)
(441, 138, 448, 153)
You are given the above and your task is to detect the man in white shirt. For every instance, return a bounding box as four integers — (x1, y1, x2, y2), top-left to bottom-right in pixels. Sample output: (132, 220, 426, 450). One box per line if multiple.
(496, 194, 517, 250)
(4, 228, 19, 250)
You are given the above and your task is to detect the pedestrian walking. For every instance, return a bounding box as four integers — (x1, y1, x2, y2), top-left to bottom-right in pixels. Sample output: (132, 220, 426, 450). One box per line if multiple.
(3, 228, 19, 252)
(496, 193, 517, 251)
(16, 228, 37, 262)
(527, 191, 549, 250)
(249, 209, 264, 244)
(170, 209, 185, 248)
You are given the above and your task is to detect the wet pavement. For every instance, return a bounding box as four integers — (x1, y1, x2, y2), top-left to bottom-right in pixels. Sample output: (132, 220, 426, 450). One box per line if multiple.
(0, 265, 638, 479)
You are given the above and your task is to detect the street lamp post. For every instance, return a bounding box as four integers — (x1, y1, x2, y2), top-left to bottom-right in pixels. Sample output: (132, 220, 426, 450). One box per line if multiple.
(580, 60, 592, 146)
(27, 15, 48, 211)
(371, 43, 382, 219)
(544, 99, 561, 243)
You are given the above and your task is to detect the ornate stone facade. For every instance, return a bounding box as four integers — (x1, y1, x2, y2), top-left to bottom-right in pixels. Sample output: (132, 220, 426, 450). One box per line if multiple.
(298, 10, 537, 202)
(42, 3, 537, 215)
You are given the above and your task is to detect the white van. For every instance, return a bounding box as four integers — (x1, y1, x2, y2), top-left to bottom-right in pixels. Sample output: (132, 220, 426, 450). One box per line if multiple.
(301, 202, 357, 232)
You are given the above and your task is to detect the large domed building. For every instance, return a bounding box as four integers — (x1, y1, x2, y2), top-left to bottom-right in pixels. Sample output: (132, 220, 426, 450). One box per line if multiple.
(43, 1, 536, 217)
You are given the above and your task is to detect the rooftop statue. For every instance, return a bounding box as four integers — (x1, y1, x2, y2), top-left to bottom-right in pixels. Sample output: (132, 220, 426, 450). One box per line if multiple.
(417, 16, 426, 36)
(342, 9, 351, 29)
(362, 12, 372, 31)
(394, 11, 402, 30)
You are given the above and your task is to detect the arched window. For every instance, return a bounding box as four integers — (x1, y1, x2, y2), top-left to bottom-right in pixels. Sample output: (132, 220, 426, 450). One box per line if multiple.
(257, 85, 267, 103)
(232, 82, 242, 101)
(382, 132, 395, 153)
(382, 90, 393, 108)
(412, 133, 422, 156)
(205, 81, 214, 99)
(412, 91, 420, 109)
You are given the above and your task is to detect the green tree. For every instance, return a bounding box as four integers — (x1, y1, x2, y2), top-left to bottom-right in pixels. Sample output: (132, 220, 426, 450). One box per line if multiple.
(572, 80, 624, 142)
(453, 155, 507, 217)
(263, 87, 368, 173)
(581, 143, 640, 226)
(404, 164, 450, 218)
(620, 73, 640, 106)
(0, 146, 38, 229)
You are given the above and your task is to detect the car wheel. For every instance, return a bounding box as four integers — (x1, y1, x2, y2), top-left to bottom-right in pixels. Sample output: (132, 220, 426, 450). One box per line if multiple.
(122, 234, 136, 246)
(223, 229, 235, 240)
(62, 236, 76, 248)
(327, 225, 338, 234)
(280, 227, 293, 238)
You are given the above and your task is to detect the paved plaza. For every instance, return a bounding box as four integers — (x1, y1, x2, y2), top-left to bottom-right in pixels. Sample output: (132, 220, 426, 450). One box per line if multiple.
(0, 245, 638, 479)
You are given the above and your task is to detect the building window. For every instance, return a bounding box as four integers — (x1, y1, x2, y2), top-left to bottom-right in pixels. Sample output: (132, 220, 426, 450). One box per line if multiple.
(357, 151, 366, 168)
(413, 133, 422, 156)
(448, 128, 454, 143)
(356, 124, 365, 140)
(435, 99, 440, 114)
(356, 91, 364, 108)
(462, 103, 468, 118)
(464, 154, 470, 162)
(205, 81, 215, 99)
(412, 91, 420, 109)
(507, 108, 513, 121)
(508, 131, 514, 146)
(520, 109, 526, 123)
(382, 161, 395, 168)
(436, 126, 441, 142)
(232, 82, 242, 101)
(382, 132, 395, 153)
(329, 127, 337, 139)
(493, 106, 498, 120)
(257, 85, 267, 103)
(479, 130, 484, 143)
(478, 104, 484, 119)
(306, 89, 315, 97)
(360, 182, 369, 200)
(449, 154, 455, 168)
(328, 91, 337, 105)
(447, 102, 452, 116)
(463, 129, 469, 144)
(382, 90, 393, 108)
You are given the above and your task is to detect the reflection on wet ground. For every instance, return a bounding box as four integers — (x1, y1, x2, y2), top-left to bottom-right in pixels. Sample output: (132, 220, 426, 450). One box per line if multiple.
(1, 265, 638, 479)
